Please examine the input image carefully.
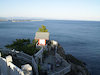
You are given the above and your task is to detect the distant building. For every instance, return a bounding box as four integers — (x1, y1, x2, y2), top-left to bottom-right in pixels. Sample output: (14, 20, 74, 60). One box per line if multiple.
(35, 32, 49, 46)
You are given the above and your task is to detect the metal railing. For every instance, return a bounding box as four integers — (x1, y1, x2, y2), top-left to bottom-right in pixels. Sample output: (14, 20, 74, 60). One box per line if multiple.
(52, 64, 71, 75)
(51, 53, 71, 75)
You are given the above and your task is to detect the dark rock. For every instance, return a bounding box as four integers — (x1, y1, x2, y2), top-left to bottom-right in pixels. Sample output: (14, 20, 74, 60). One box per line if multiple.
(57, 44, 90, 75)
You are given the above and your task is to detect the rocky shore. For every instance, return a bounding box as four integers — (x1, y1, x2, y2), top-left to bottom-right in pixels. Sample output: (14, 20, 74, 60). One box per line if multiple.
(57, 44, 90, 75)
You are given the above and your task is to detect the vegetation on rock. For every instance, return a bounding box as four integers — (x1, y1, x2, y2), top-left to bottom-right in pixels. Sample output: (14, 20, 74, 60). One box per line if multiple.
(38, 25, 48, 32)
(65, 54, 86, 67)
(57, 44, 90, 75)
(5, 39, 39, 55)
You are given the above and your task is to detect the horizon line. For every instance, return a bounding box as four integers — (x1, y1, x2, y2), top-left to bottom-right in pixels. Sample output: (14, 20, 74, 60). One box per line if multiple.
(0, 17, 100, 22)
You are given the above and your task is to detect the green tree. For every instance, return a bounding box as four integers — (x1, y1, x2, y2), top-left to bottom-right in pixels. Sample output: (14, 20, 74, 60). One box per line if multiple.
(38, 25, 48, 32)
(5, 39, 39, 55)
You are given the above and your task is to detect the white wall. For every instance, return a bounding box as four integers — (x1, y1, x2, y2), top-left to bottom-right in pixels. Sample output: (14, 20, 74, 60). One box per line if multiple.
(0, 57, 8, 75)
(0, 56, 24, 75)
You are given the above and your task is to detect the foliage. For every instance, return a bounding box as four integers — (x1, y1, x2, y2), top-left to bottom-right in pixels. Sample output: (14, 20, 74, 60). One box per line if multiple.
(43, 50, 48, 57)
(38, 64, 41, 74)
(5, 39, 39, 55)
(42, 50, 48, 59)
(38, 25, 48, 32)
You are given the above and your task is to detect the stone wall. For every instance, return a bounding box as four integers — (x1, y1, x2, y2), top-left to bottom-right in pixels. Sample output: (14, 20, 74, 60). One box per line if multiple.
(0, 55, 24, 75)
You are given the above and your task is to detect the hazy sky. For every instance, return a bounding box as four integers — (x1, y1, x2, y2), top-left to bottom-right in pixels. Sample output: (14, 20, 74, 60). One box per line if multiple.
(0, 0, 100, 21)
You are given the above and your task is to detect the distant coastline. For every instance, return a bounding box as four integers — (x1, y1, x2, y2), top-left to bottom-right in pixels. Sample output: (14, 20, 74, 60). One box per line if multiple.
(0, 19, 44, 22)
(0, 19, 100, 22)
(11, 20, 44, 22)
(0, 17, 100, 22)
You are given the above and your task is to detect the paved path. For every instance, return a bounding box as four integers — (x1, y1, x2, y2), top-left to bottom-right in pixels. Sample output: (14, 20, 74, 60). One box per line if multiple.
(41, 49, 70, 75)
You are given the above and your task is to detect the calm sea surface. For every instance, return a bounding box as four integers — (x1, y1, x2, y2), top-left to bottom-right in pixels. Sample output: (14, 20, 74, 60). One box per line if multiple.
(0, 20, 100, 75)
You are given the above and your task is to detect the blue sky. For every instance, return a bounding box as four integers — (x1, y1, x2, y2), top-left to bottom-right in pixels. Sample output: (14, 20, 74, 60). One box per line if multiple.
(0, 0, 100, 21)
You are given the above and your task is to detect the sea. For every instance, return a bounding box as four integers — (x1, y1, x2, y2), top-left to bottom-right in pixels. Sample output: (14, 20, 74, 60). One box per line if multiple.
(0, 20, 100, 75)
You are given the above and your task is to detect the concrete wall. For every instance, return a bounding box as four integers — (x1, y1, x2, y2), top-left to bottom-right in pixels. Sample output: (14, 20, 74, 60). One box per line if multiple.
(0, 50, 38, 75)
(0, 57, 8, 75)
(0, 55, 24, 75)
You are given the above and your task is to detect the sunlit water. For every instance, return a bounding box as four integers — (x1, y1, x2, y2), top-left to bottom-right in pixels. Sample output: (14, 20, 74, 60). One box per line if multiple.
(0, 20, 100, 75)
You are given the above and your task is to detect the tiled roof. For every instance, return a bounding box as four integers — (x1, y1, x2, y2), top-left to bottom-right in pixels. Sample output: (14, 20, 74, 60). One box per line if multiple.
(35, 32, 49, 40)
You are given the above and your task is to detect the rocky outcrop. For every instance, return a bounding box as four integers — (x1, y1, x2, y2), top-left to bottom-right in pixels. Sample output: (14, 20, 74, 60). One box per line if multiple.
(57, 44, 66, 59)
(57, 44, 90, 75)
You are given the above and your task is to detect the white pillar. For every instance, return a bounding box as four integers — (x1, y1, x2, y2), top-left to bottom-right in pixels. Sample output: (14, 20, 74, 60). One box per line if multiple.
(6, 55, 12, 66)
(6, 55, 12, 75)
(0, 52, 1, 57)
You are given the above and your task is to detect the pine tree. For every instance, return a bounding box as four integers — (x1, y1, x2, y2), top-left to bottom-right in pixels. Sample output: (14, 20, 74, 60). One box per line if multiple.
(38, 25, 48, 32)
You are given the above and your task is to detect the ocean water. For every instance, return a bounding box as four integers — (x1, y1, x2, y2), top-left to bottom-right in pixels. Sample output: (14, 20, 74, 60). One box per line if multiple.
(0, 20, 100, 75)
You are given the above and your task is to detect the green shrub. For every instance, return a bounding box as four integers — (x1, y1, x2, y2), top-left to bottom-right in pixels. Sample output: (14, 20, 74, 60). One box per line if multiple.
(38, 25, 48, 32)
(5, 39, 39, 55)
(43, 50, 48, 57)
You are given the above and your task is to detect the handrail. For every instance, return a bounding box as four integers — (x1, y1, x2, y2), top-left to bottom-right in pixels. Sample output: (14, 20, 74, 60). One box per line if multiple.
(51, 53, 71, 75)
(0, 56, 24, 75)
(52, 65, 71, 75)
(34, 47, 44, 57)
(0, 49, 39, 75)
(8, 62, 24, 75)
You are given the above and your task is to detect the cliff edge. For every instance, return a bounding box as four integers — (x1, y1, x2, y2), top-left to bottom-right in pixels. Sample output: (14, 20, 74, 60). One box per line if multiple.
(57, 44, 90, 75)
